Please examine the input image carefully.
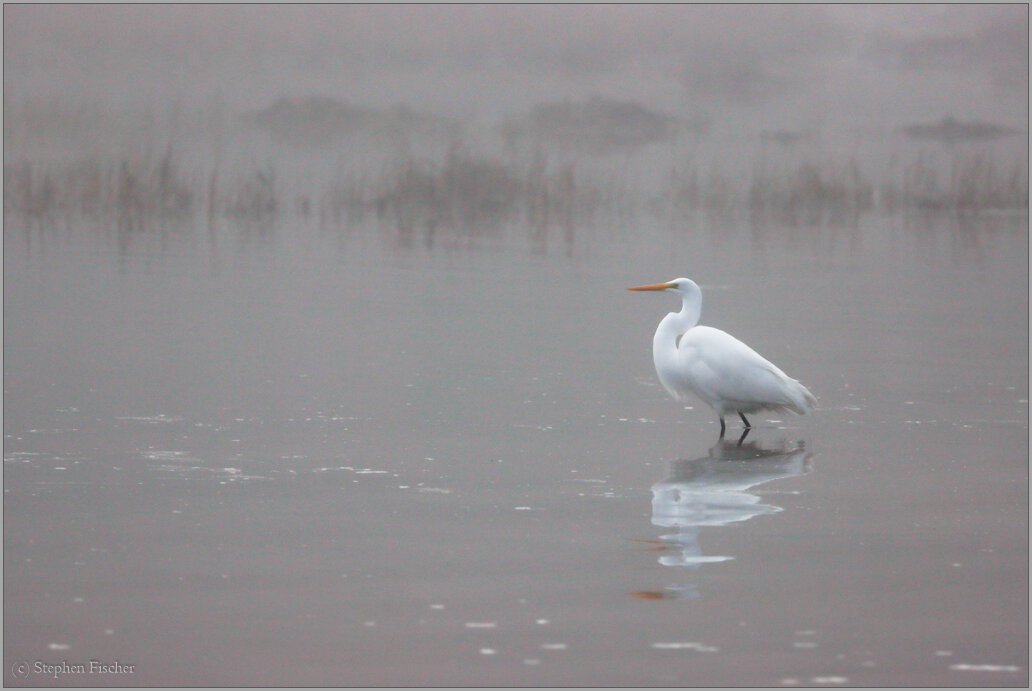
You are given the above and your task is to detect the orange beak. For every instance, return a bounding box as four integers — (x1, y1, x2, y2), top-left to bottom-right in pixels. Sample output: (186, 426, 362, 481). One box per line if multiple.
(628, 282, 676, 291)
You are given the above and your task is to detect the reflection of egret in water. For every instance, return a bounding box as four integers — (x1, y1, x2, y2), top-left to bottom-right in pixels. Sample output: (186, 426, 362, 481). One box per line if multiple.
(633, 438, 812, 600)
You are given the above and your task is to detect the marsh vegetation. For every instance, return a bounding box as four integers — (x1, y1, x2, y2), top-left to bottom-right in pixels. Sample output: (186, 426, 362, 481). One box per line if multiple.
(5, 6, 1027, 253)
(4, 97, 1027, 244)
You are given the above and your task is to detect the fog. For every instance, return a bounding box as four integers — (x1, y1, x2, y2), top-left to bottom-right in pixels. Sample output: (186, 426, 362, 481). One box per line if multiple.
(4, 5, 1028, 226)
(4, 5, 1028, 122)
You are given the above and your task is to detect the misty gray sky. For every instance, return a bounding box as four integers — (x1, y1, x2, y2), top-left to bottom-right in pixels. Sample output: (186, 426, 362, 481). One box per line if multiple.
(4, 4, 1028, 129)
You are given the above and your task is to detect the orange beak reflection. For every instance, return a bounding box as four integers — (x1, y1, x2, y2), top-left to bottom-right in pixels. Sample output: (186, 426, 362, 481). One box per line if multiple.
(628, 282, 676, 291)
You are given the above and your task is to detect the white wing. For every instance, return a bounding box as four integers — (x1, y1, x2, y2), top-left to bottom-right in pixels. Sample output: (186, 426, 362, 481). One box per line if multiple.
(677, 326, 814, 414)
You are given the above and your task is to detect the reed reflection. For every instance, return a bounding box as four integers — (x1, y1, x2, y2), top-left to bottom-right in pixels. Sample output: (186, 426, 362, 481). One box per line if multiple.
(634, 438, 812, 600)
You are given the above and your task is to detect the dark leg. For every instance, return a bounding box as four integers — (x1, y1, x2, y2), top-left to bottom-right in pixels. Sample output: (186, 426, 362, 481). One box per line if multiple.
(737, 427, 750, 446)
(738, 412, 752, 429)
(718, 416, 726, 438)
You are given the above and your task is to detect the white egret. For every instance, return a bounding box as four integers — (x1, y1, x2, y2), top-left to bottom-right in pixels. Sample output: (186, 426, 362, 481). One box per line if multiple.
(629, 278, 816, 437)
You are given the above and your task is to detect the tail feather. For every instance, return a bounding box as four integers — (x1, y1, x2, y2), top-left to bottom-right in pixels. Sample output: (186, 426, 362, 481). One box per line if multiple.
(787, 379, 817, 415)
(761, 362, 816, 416)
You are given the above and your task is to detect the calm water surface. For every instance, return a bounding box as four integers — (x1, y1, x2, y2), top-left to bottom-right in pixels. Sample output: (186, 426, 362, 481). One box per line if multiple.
(4, 212, 1028, 686)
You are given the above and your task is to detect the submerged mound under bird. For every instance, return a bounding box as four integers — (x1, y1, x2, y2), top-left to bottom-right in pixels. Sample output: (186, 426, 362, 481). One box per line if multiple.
(629, 278, 816, 437)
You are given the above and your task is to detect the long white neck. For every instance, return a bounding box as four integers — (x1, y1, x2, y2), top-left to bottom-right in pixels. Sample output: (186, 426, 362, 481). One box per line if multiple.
(652, 287, 702, 396)
(653, 299, 700, 357)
